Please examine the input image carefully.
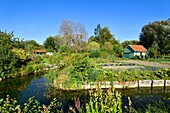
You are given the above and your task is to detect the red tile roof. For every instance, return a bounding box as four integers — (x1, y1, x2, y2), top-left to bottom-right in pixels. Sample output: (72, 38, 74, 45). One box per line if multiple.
(35, 50, 46, 53)
(129, 45, 147, 52)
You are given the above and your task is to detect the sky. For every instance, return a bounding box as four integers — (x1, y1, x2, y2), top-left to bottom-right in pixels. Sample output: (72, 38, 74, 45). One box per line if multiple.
(0, 0, 170, 44)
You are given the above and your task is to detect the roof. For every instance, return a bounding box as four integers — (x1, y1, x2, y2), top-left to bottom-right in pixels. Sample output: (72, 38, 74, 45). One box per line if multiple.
(35, 50, 46, 53)
(128, 45, 147, 52)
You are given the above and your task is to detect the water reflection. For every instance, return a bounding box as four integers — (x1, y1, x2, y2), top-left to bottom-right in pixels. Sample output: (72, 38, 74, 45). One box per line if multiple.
(0, 75, 49, 104)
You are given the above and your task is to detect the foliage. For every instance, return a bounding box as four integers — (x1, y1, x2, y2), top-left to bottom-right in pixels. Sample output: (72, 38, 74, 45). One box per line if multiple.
(59, 20, 87, 52)
(24, 40, 42, 53)
(113, 43, 123, 57)
(121, 40, 139, 48)
(11, 48, 30, 61)
(0, 31, 47, 78)
(68, 57, 101, 84)
(89, 49, 101, 58)
(85, 88, 122, 113)
(103, 42, 113, 53)
(148, 47, 158, 58)
(0, 96, 63, 113)
(0, 93, 169, 113)
(139, 18, 170, 54)
(87, 41, 100, 50)
(95, 68, 170, 82)
(59, 45, 68, 53)
(0, 31, 20, 76)
(89, 24, 117, 46)
(43, 36, 59, 52)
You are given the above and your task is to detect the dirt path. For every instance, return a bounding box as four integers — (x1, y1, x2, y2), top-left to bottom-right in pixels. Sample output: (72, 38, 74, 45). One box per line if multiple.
(119, 60, 170, 68)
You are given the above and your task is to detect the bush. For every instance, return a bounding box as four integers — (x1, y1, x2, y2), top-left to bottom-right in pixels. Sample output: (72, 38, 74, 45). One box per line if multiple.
(59, 45, 68, 53)
(68, 57, 101, 83)
(103, 42, 113, 53)
(100, 51, 109, 59)
(89, 49, 101, 58)
(87, 41, 100, 50)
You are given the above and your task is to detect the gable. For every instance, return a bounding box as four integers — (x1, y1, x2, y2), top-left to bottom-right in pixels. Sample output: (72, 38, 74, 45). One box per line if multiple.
(124, 46, 134, 53)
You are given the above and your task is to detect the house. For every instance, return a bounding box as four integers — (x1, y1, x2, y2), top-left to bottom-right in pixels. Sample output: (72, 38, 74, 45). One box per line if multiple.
(123, 45, 147, 58)
(35, 50, 46, 55)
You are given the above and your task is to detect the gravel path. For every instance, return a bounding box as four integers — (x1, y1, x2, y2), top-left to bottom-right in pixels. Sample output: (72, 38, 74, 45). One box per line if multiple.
(119, 60, 170, 68)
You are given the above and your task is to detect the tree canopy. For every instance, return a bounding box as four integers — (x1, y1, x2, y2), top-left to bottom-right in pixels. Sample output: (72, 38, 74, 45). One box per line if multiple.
(0, 31, 30, 75)
(59, 20, 87, 52)
(121, 40, 139, 48)
(139, 19, 170, 54)
(89, 24, 119, 46)
(43, 36, 59, 52)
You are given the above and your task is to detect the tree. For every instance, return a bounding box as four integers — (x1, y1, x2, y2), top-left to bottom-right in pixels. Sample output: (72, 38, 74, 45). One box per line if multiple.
(0, 31, 22, 75)
(89, 24, 122, 56)
(121, 40, 139, 48)
(89, 24, 118, 46)
(24, 40, 41, 52)
(43, 36, 59, 52)
(59, 20, 88, 52)
(139, 19, 170, 54)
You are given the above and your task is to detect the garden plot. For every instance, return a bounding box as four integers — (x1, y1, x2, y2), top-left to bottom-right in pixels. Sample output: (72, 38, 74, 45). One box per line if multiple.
(119, 60, 170, 68)
(100, 63, 145, 69)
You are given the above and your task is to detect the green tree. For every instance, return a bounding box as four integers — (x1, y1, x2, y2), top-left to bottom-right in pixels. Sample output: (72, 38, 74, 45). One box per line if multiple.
(24, 40, 41, 53)
(89, 24, 118, 46)
(43, 36, 59, 52)
(139, 19, 170, 54)
(0, 31, 20, 75)
(121, 40, 139, 48)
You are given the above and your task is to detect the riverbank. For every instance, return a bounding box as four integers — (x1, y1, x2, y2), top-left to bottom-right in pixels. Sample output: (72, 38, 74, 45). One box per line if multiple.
(52, 80, 170, 90)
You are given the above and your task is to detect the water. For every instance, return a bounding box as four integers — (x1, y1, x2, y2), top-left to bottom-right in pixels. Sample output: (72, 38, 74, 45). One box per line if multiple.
(0, 74, 170, 111)
(0, 75, 50, 105)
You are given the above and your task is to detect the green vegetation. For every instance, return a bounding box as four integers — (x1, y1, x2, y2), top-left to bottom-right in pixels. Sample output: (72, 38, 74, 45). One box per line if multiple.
(0, 89, 169, 113)
(139, 18, 170, 56)
(0, 18, 170, 112)
(0, 31, 45, 80)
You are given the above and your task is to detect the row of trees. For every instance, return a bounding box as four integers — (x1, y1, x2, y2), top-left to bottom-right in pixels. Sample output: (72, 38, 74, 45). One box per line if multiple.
(43, 20, 123, 57)
(43, 18, 170, 58)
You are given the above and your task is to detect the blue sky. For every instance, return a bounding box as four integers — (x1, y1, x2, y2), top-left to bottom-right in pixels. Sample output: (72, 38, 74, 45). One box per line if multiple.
(1, 0, 170, 44)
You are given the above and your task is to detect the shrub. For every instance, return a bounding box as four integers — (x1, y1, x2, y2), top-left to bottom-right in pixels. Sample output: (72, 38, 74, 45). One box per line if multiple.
(68, 57, 101, 84)
(103, 42, 113, 53)
(89, 49, 101, 58)
(59, 45, 68, 53)
(87, 41, 100, 50)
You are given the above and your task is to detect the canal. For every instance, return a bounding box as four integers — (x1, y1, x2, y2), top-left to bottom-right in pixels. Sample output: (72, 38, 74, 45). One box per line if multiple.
(0, 74, 170, 111)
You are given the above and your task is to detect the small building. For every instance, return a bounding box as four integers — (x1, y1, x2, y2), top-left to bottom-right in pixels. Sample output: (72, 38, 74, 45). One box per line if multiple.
(35, 50, 46, 55)
(123, 45, 147, 58)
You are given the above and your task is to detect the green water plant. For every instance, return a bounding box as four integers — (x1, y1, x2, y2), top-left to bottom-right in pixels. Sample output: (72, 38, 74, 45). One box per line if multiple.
(85, 88, 122, 113)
